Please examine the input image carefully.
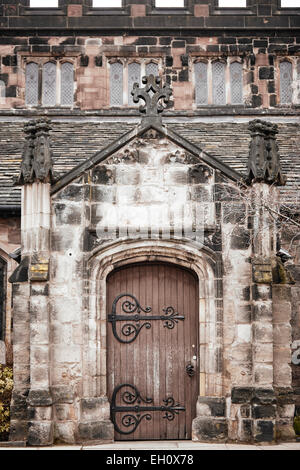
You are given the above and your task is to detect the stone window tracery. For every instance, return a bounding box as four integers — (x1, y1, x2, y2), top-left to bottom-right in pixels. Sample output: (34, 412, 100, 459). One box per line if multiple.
(109, 59, 160, 107)
(194, 58, 244, 106)
(25, 59, 74, 107)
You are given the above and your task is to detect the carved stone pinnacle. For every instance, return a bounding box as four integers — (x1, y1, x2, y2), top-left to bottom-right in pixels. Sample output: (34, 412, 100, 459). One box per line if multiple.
(17, 118, 54, 185)
(246, 119, 286, 186)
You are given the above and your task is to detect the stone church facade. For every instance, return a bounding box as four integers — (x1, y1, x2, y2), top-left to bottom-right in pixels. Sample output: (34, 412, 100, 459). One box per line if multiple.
(0, 0, 299, 445)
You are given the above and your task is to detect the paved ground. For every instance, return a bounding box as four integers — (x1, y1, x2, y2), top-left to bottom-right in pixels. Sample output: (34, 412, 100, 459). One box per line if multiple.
(1, 441, 300, 450)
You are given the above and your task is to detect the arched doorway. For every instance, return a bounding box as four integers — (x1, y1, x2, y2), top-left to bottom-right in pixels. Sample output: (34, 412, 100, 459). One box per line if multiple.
(106, 262, 199, 440)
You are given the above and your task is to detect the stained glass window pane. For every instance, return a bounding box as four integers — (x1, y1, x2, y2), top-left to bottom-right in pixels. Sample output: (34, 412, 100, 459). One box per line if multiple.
(128, 62, 141, 106)
(212, 61, 226, 105)
(61, 62, 74, 106)
(230, 61, 243, 105)
(146, 62, 159, 77)
(110, 62, 123, 106)
(280, 61, 293, 105)
(25, 62, 39, 106)
(195, 62, 208, 105)
(42, 61, 57, 107)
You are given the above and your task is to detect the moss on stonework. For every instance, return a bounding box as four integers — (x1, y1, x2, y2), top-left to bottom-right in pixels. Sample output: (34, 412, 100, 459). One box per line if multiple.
(0, 365, 13, 441)
(294, 416, 300, 436)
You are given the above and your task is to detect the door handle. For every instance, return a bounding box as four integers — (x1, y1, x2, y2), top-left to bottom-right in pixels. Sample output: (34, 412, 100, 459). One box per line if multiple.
(186, 362, 195, 377)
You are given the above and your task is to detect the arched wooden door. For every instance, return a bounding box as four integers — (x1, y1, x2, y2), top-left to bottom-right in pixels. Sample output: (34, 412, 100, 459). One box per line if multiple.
(107, 263, 199, 440)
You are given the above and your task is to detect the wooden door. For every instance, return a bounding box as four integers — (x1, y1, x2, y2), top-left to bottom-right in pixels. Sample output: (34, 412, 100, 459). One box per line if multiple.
(107, 263, 199, 441)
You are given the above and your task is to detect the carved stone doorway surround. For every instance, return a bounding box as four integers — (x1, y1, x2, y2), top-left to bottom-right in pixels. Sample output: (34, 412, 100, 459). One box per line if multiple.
(79, 238, 224, 441)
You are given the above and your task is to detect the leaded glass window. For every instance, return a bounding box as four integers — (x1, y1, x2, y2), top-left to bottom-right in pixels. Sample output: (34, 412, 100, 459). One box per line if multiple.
(110, 62, 123, 106)
(25, 60, 74, 107)
(128, 62, 141, 106)
(212, 61, 226, 105)
(0, 81, 5, 105)
(195, 61, 208, 105)
(42, 61, 57, 107)
(230, 61, 243, 105)
(61, 62, 74, 106)
(146, 62, 159, 77)
(25, 62, 39, 106)
(280, 61, 293, 105)
(109, 59, 162, 106)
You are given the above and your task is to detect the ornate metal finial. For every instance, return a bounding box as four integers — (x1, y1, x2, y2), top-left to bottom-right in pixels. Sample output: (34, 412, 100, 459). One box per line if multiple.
(18, 118, 54, 185)
(246, 119, 286, 186)
(131, 74, 172, 124)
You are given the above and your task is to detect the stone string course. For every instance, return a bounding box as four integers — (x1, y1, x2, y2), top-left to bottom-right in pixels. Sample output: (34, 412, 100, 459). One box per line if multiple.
(1, 33, 300, 111)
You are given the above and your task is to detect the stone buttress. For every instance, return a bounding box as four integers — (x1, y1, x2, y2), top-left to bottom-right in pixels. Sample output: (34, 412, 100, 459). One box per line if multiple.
(9, 118, 54, 445)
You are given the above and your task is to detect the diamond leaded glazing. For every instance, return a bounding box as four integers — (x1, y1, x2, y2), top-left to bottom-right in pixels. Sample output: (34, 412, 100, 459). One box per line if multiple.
(195, 61, 208, 105)
(280, 61, 293, 105)
(42, 61, 57, 107)
(146, 62, 159, 77)
(61, 62, 74, 107)
(230, 62, 243, 105)
(212, 61, 226, 106)
(25, 62, 39, 106)
(128, 62, 141, 106)
(110, 62, 123, 106)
